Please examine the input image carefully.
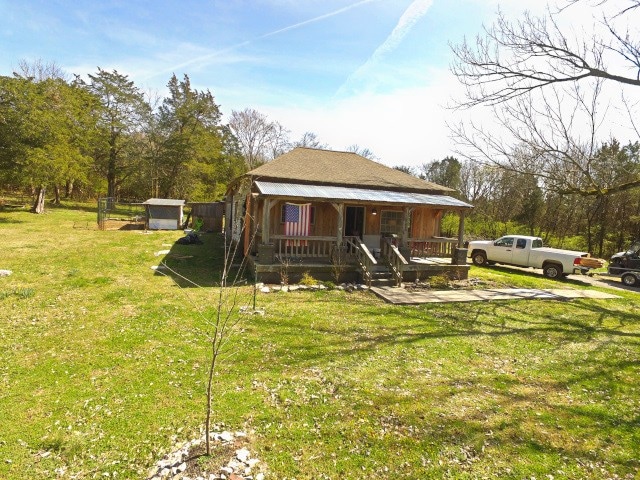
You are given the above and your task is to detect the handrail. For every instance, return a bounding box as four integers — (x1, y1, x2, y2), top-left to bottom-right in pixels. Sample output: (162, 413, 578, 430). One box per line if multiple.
(381, 238, 408, 286)
(345, 237, 377, 287)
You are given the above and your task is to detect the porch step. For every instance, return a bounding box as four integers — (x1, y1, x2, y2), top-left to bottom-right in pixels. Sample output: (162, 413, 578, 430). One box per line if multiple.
(369, 269, 396, 286)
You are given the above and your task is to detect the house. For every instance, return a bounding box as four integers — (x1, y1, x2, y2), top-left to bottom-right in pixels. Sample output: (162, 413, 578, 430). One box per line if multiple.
(225, 147, 473, 284)
(143, 198, 185, 230)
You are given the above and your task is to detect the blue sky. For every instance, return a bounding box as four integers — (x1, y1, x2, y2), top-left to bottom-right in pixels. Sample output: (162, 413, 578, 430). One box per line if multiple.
(0, 0, 558, 166)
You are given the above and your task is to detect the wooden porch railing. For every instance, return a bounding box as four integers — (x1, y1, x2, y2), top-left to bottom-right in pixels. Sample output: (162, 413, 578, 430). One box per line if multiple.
(408, 237, 458, 258)
(382, 238, 408, 286)
(345, 237, 377, 287)
(271, 235, 337, 258)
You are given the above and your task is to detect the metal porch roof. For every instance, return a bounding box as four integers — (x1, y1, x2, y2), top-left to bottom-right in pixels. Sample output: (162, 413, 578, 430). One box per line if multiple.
(254, 181, 473, 209)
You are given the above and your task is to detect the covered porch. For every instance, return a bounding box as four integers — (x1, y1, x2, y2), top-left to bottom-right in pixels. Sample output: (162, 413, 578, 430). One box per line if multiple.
(230, 181, 473, 285)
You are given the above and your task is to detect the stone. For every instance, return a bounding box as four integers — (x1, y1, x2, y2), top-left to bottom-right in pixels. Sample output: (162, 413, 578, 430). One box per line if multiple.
(0, 270, 12, 277)
(260, 286, 271, 293)
(177, 462, 187, 473)
(236, 448, 251, 462)
(219, 431, 234, 442)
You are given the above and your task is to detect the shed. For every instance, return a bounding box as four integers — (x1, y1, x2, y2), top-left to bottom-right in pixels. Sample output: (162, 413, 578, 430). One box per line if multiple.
(188, 201, 225, 232)
(143, 198, 185, 230)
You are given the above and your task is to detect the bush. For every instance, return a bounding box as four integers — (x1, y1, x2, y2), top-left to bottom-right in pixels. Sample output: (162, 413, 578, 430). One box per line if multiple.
(299, 272, 318, 286)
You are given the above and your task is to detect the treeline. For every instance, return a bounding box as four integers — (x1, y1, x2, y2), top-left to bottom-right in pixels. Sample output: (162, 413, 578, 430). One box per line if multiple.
(403, 146, 640, 258)
(0, 64, 246, 212)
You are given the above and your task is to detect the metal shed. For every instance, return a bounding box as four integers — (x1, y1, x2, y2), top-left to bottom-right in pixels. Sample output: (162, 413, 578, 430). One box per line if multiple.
(143, 198, 185, 230)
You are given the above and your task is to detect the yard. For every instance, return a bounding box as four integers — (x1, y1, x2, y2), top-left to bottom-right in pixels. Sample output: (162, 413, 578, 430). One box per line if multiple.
(0, 203, 638, 479)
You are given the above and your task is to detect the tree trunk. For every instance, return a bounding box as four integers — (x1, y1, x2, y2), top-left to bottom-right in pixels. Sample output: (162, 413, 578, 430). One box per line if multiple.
(65, 180, 74, 198)
(53, 185, 61, 205)
(32, 187, 46, 214)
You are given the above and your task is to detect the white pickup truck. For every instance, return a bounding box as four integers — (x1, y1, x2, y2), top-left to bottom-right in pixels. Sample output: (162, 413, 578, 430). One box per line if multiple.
(467, 235, 592, 278)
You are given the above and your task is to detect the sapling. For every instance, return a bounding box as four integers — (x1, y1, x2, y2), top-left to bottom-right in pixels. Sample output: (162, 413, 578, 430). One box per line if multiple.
(158, 224, 257, 455)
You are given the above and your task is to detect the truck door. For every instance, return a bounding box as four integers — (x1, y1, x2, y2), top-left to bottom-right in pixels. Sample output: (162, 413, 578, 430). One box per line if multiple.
(492, 236, 515, 264)
(511, 238, 529, 266)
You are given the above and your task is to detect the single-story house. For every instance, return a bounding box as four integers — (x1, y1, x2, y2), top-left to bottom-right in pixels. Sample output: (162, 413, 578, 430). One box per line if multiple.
(225, 147, 473, 284)
(143, 198, 185, 230)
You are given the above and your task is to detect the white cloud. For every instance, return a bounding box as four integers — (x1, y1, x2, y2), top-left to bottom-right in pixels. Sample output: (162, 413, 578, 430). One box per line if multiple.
(258, 66, 472, 167)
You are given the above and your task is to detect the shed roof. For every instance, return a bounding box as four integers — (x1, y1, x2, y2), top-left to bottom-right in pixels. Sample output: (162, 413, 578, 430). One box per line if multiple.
(255, 181, 473, 209)
(247, 147, 453, 194)
(142, 198, 185, 206)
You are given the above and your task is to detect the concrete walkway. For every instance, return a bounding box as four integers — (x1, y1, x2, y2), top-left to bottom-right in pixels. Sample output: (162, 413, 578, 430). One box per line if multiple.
(370, 286, 620, 305)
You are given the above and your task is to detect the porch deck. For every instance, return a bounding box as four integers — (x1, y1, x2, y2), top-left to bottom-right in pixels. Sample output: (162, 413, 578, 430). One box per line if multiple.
(247, 254, 470, 284)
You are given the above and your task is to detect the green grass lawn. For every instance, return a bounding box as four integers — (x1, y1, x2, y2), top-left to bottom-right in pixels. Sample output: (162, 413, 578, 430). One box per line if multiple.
(0, 203, 638, 479)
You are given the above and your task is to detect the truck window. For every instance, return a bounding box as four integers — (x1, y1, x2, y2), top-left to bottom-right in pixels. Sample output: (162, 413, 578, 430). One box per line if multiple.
(531, 239, 543, 248)
(516, 238, 527, 249)
(494, 237, 514, 247)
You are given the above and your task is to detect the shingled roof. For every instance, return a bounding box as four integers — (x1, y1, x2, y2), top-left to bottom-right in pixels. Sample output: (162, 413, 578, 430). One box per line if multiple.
(245, 147, 453, 194)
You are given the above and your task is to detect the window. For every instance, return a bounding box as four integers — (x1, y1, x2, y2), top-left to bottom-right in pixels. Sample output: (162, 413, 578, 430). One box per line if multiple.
(494, 237, 514, 247)
(380, 210, 404, 236)
(532, 239, 543, 248)
(280, 204, 315, 224)
(516, 238, 527, 249)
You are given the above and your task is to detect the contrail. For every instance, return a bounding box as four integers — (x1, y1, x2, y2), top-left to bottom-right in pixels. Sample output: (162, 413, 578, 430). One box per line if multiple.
(145, 0, 379, 81)
(336, 0, 433, 96)
(260, 0, 378, 39)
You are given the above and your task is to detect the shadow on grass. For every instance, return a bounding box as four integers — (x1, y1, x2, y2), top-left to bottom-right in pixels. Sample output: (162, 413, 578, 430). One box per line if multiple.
(248, 296, 640, 476)
(43, 201, 99, 214)
(0, 216, 25, 224)
(154, 232, 250, 288)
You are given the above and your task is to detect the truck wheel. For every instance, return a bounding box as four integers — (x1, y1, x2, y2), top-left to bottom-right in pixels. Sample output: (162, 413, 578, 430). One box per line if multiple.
(472, 251, 488, 266)
(543, 263, 562, 279)
(621, 272, 638, 287)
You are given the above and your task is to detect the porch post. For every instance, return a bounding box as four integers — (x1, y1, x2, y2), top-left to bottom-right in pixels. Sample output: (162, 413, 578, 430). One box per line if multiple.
(402, 207, 412, 247)
(332, 202, 344, 244)
(457, 209, 465, 248)
(262, 197, 271, 244)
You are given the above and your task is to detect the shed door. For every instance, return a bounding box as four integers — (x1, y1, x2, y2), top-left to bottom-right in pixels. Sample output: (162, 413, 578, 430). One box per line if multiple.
(345, 206, 364, 238)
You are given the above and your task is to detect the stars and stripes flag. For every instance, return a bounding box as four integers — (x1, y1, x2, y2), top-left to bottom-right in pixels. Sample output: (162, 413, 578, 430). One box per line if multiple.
(284, 203, 311, 246)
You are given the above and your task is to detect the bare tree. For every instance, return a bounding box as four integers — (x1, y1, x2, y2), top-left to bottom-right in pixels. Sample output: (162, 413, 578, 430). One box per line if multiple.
(293, 131, 328, 149)
(345, 144, 378, 160)
(265, 121, 292, 160)
(450, 3, 640, 108)
(228, 108, 277, 169)
(15, 59, 67, 81)
(451, 77, 640, 197)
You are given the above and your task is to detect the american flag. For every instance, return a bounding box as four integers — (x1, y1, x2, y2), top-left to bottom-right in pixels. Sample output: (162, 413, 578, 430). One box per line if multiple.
(284, 203, 310, 246)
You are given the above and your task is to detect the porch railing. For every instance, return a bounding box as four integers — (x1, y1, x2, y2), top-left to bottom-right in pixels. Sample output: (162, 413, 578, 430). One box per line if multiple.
(408, 237, 458, 258)
(271, 235, 337, 258)
(382, 238, 408, 286)
(345, 237, 377, 287)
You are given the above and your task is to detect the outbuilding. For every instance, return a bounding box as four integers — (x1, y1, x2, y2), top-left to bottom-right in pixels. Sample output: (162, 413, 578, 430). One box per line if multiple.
(143, 198, 185, 230)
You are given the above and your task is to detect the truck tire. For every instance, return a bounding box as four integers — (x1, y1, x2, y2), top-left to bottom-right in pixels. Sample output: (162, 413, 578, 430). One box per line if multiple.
(543, 263, 562, 279)
(621, 272, 638, 287)
(472, 251, 488, 266)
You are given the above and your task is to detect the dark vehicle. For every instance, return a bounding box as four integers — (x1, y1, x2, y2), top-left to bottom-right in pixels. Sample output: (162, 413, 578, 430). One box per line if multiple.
(609, 240, 640, 287)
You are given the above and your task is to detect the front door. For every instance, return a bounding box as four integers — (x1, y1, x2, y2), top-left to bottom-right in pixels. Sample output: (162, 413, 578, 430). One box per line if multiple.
(345, 206, 364, 239)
